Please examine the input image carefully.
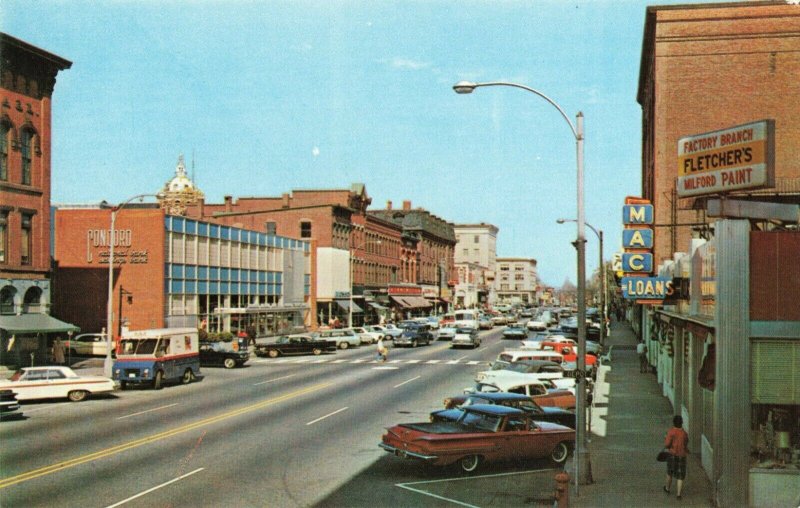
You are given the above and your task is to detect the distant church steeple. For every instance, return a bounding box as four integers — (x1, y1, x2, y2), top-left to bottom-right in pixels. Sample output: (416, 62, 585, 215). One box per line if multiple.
(157, 154, 204, 216)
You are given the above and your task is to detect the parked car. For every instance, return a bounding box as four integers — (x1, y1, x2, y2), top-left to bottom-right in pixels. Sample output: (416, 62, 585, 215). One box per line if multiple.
(451, 327, 481, 349)
(312, 329, 362, 349)
(365, 325, 388, 341)
(465, 381, 577, 410)
(0, 366, 116, 402)
(380, 404, 575, 472)
(257, 335, 338, 357)
(199, 339, 250, 368)
(486, 359, 564, 375)
(425, 316, 441, 330)
(0, 389, 22, 420)
(437, 326, 457, 341)
(393, 324, 434, 347)
(64, 332, 109, 357)
(380, 324, 404, 340)
(502, 324, 527, 340)
(433, 392, 576, 429)
(349, 327, 378, 344)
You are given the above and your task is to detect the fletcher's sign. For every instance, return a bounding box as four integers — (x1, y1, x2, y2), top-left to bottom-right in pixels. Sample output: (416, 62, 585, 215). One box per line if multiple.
(677, 120, 774, 197)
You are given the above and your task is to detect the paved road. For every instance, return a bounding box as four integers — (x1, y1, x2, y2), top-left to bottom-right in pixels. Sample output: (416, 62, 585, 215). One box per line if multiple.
(1, 326, 571, 507)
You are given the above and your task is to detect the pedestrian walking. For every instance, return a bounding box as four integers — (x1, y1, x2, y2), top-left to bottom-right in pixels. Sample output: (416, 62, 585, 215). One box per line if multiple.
(637, 339, 648, 373)
(52, 336, 66, 365)
(376, 337, 387, 363)
(663, 415, 689, 499)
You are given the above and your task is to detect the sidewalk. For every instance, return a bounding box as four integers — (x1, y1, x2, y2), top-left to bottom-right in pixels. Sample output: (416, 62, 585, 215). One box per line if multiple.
(572, 320, 714, 507)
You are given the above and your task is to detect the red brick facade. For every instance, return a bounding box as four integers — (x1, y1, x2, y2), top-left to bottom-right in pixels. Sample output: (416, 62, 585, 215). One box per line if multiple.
(1, 34, 71, 283)
(638, 3, 800, 265)
(52, 208, 166, 335)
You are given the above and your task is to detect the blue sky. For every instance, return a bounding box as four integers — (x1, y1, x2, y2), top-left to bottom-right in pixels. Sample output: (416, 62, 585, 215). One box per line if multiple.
(4, 0, 712, 286)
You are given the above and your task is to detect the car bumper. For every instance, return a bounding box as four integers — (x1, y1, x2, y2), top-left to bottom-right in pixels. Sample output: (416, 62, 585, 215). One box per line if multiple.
(379, 442, 438, 461)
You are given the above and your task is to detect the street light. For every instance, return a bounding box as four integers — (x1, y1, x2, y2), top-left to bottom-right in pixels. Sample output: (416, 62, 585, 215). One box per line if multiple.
(350, 239, 381, 328)
(104, 194, 155, 378)
(454, 80, 592, 487)
(558, 218, 605, 346)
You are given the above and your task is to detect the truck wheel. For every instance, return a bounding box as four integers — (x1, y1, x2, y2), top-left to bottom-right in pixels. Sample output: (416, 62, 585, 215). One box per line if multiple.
(459, 455, 481, 473)
(153, 370, 164, 390)
(67, 390, 88, 402)
(223, 358, 236, 369)
(312, 348, 322, 356)
(551, 442, 570, 465)
(182, 369, 195, 383)
(339, 342, 349, 350)
(267, 349, 279, 358)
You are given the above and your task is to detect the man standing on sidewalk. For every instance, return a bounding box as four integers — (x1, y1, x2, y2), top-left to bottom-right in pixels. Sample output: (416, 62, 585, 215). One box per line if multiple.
(637, 339, 648, 373)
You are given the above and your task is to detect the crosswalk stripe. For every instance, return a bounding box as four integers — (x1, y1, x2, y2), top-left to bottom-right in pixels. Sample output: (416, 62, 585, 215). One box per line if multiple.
(467, 361, 481, 365)
(406, 360, 420, 364)
(426, 360, 441, 364)
(250, 357, 486, 366)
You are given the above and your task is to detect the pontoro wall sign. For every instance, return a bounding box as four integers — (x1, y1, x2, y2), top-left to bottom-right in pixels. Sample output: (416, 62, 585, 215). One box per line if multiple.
(676, 119, 774, 198)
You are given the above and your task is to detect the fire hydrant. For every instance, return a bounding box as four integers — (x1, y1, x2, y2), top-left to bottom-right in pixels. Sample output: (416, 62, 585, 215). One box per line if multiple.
(554, 470, 570, 508)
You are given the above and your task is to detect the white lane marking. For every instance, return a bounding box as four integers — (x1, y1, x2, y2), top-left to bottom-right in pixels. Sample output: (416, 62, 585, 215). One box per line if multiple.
(425, 360, 441, 364)
(294, 358, 313, 363)
(454, 355, 469, 361)
(105, 467, 204, 508)
(394, 484, 479, 508)
(388, 359, 402, 364)
(332, 359, 348, 364)
(117, 403, 179, 420)
(306, 406, 348, 426)
(253, 374, 296, 386)
(393, 376, 421, 388)
(372, 366, 399, 370)
(311, 359, 328, 363)
(406, 360, 420, 364)
(352, 358, 368, 363)
(466, 361, 481, 365)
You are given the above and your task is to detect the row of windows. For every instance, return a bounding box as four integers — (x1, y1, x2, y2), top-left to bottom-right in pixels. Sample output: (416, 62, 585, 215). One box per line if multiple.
(167, 264, 283, 283)
(0, 120, 37, 185)
(0, 210, 32, 265)
(168, 233, 286, 271)
(167, 279, 283, 296)
(166, 216, 310, 252)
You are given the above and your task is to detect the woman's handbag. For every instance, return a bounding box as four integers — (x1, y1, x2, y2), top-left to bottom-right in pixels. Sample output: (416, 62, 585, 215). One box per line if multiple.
(656, 449, 671, 462)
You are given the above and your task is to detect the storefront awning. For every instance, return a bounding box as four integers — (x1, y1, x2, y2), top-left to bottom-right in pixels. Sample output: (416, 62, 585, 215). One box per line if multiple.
(335, 299, 363, 313)
(0, 314, 80, 334)
(367, 301, 388, 310)
(390, 296, 433, 309)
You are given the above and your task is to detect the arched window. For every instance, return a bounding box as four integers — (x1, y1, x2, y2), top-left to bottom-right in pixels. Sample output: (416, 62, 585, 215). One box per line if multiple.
(20, 128, 34, 185)
(0, 286, 16, 315)
(0, 120, 10, 181)
(23, 286, 43, 313)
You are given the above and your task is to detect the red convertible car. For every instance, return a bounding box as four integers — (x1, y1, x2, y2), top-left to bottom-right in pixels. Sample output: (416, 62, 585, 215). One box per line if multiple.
(379, 404, 575, 473)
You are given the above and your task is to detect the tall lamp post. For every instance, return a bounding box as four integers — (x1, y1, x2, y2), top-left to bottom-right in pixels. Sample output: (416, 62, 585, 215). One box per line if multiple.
(349, 239, 381, 327)
(558, 218, 605, 346)
(104, 194, 154, 378)
(453, 80, 592, 487)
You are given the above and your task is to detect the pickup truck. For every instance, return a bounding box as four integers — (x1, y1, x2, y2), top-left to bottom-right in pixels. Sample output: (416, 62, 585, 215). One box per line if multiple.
(380, 404, 575, 472)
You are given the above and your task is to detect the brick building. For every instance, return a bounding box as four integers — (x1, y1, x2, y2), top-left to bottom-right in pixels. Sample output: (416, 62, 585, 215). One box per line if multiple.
(184, 185, 410, 325)
(0, 33, 74, 365)
(638, 1, 800, 266)
(53, 207, 311, 340)
(637, 3, 800, 506)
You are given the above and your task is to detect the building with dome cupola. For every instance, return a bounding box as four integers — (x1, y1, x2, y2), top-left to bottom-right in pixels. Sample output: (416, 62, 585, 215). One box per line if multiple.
(157, 155, 204, 216)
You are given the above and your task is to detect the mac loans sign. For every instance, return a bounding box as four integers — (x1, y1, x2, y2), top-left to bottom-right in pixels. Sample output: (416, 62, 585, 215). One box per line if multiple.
(676, 120, 775, 198)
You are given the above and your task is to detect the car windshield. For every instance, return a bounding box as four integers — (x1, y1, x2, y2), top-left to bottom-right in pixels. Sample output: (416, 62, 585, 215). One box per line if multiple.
(458, 411, 502, 432)
(507, 363, 535, 373)
(275, 336, 291, 344)
(9, 370, 25, 381)
(118, 338, 159, 355)
(490, 361, 510, 371)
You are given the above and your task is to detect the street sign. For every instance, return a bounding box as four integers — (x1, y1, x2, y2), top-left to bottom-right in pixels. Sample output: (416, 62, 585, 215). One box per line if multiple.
(621, 277, 674, 300)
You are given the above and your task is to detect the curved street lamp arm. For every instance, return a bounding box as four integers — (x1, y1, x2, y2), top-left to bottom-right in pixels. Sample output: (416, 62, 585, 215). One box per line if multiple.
(469, 81, 579, 139)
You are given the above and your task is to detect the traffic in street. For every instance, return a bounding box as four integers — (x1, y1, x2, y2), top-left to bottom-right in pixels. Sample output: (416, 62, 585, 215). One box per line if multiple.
(0, 317, 596, 507)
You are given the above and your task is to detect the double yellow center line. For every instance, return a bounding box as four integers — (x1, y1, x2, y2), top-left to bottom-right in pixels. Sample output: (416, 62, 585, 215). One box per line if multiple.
(0, 382, 331, 490)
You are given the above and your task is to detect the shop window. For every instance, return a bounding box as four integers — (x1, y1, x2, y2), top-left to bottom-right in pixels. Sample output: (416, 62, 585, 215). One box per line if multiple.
(750, 340, 800, 470)
(0, 286, 15, 314)
(20, 213, 32, 265)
